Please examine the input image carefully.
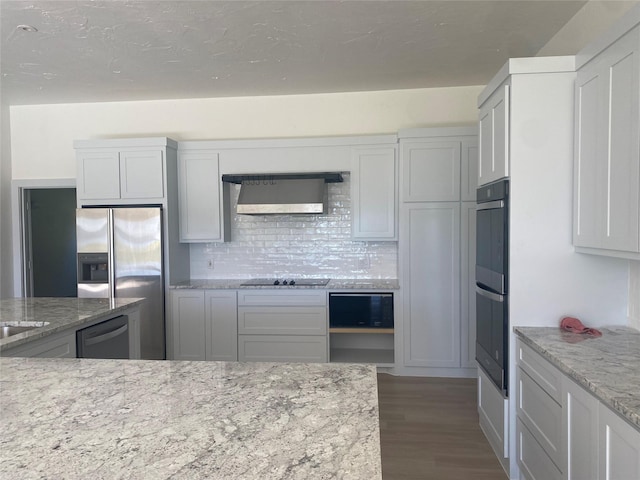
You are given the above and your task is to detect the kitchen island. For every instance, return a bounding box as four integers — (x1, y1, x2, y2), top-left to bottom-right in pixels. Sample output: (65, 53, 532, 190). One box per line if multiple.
(0, 358, 381, 479)
(0, 297, 143, 356)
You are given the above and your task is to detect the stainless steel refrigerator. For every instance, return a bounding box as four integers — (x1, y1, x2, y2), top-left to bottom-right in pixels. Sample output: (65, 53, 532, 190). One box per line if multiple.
(76, 207, 165, 360)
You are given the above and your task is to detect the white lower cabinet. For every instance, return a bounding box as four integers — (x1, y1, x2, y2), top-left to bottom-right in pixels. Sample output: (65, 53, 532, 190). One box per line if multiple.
(237, 290, 328, 363)
(599, 403, 640, 480)
(238, 335, 327, 363)
(205, 290, 238, 361)
(517, 339, 640, 480)
(170, 289, 237, 361)
(478, 367, 509, 461)
(2, 330, 76, 358)
(564, 376, 599, 480)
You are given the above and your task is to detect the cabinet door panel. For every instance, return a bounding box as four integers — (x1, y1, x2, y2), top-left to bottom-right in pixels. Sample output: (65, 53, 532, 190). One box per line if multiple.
(119, 150, 164, 199)
(492, 85, 509, 181)
(517, 369, 562, 469)
(517, 419, 562, 480)
(351, 146, 397, 239)
(178, 152, 222, 242)
(238, 335, 327, 363)
(574, 68, 603, 248)
(401, 141, 461, 202)
(564, 377, 599, 480)
(77, 152, 121, 200)
(461, 139, 479, 201)
(599, 404, 640, 480)
(605, 46, 640, 252)
(237, 306, 327, 335)
(403, 203, 460, 367)
(171, 290, 205, 361)
(479, 107, 493, 186)
(205, 290, 237, 361)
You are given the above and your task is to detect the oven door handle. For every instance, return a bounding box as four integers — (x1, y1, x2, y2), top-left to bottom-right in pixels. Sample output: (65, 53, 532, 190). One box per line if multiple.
(475, 285, 505, 303)
(476, 200, 504, 211)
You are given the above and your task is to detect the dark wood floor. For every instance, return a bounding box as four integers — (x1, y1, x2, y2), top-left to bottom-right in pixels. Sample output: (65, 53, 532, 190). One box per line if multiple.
(377, 374, 507, 480)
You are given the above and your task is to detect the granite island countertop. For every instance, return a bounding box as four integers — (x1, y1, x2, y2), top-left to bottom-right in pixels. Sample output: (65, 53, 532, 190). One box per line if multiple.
(0, 358, 381, 479)
(0, 297, 144, 352)
(171, 278, 400, 290)
(515, 326, 640, 430)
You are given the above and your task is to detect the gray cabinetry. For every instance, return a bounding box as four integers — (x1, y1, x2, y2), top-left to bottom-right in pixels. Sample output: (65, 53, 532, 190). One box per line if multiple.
(573, 23, 640, 258)
(237, 290, 328, 363)
(516, 339, 640, 480)
(350, 145, 397, 240)
(398, 127, 477, 373)
(177, 149, 230, 243)
(169, 289, 238, 361)
(75, 138, 172, 203)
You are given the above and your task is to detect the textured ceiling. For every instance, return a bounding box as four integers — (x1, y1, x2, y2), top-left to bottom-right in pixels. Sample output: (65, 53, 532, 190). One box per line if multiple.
(1, 0, 589, 105)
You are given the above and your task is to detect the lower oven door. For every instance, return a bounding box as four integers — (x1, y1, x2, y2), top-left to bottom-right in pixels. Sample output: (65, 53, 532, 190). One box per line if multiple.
(475, 285, 508, 396)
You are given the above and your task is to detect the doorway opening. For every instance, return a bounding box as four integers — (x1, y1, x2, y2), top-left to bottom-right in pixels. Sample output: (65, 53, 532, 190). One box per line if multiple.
(22, 188, 77, 297)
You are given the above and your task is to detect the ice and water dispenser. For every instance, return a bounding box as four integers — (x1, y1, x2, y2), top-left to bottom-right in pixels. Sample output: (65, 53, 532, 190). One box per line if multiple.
(77, 253, 108, 283)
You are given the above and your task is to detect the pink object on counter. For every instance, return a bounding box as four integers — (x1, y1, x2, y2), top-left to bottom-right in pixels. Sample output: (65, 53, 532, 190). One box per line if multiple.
(560, 317, 602, 337)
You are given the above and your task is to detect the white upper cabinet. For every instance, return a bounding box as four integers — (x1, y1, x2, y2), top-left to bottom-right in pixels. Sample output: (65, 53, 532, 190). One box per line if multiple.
(75, 137, 174, 205)
(400, 140, 461, 202)
(478, 83, 510, 186)
(461, 139, 479, 201)
(351, 145, 397, 240)
(178, 150, 230, 243)
(574, 24, 640, 258)
(119, 150, 164, 199)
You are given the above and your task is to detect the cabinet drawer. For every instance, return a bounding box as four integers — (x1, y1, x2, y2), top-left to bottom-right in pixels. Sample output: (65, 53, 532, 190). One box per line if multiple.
(238, 335, 327, 363)
(238, 307, 327, 335)
(517, 340, 562, 403)
(517, 368, 562, 469)
(517, 418, 562, 480)
(238, 290, 327, 306)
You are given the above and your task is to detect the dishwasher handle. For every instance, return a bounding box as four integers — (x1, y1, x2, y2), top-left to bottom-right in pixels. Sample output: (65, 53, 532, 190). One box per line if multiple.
(84, 323, 128, 346)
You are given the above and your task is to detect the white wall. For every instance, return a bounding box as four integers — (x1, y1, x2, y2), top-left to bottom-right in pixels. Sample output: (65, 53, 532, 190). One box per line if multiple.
(10, 86, 483, 180)
(0, 102, 12, 298)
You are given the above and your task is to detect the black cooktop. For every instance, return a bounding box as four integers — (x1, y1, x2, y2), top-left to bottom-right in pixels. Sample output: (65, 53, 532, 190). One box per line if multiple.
(240, 278, 331, 287)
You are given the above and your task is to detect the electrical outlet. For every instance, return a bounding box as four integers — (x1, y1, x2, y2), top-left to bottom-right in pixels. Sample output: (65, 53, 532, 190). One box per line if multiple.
(207, 259, 214, 270)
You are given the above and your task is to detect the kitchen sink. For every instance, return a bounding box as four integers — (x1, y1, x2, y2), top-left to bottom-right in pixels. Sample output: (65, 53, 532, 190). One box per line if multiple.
(0, 321, 50, 340)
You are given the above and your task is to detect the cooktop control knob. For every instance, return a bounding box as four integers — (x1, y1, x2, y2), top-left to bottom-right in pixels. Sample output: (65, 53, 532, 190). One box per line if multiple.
(289, 280, 296, 285)
(273, 280, 280, 285)
(283, 280, 289, 285)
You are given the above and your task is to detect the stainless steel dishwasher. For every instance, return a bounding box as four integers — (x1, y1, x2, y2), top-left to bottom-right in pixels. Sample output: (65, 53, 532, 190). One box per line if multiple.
(76, 315, 129, 359)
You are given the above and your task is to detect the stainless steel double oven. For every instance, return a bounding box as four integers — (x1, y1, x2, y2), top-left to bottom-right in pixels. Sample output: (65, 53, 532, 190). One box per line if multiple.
(475, 179, 509, 396)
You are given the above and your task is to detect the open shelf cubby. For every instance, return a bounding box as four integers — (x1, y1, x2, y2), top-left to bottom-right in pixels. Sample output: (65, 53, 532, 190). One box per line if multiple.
(329, 330, 394, 366)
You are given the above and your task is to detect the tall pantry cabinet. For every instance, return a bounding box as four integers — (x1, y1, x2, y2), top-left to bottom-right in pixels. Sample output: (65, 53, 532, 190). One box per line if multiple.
(398, 127, 478, 377)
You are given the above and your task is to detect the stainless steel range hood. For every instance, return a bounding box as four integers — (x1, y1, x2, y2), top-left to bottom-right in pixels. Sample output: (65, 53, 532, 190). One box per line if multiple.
(222, 173, 343, 215)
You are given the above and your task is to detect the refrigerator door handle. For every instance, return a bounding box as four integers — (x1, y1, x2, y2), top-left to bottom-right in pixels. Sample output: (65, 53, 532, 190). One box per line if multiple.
(475, 285, 504, 303)
(108, 209, 116, 299)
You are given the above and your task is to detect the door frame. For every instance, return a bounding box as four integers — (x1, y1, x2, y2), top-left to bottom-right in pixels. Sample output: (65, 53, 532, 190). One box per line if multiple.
(11, 178, 76, 297)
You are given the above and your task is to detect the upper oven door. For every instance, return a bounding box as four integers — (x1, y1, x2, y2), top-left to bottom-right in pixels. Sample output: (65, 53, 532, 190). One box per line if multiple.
(475, 180, 509, 294)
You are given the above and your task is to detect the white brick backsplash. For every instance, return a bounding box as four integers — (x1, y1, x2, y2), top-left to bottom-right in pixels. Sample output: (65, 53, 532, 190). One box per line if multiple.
(190, 174, 398, 279)
(629, 261, 640, 330)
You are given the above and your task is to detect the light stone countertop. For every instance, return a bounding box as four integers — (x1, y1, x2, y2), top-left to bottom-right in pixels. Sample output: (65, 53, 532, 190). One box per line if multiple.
(515, 326, 640, 430)
(0, 358, 381, 480)
(171, 278, 399, 290)
(0, 297, 144, 351)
